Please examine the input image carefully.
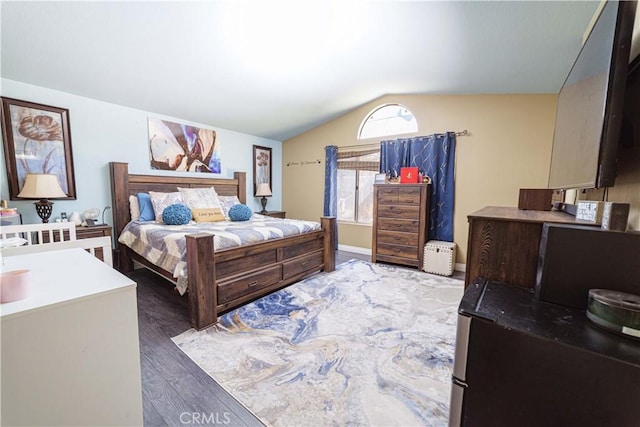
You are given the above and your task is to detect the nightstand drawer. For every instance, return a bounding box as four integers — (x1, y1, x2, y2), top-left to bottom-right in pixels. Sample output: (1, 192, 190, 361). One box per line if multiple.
(41, 225, 112, 262)
(77, 226, 112, 239)
(41, 225, 112, 242)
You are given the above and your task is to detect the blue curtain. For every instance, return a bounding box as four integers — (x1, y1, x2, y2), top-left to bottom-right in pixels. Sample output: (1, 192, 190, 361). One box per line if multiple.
(380, 133, 456, 242)
(324, 145, 338, 249)
(379, 140, 409, 178)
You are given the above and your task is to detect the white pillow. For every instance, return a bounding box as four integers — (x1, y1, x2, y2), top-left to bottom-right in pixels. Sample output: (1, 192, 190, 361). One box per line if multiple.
(178, 187, 223, 210)
(129, 195, 140, 221)
(149, 191, 184, 222)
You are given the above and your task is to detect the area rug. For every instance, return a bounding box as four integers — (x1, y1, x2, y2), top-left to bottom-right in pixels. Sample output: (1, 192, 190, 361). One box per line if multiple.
(172, 259, 464, 426)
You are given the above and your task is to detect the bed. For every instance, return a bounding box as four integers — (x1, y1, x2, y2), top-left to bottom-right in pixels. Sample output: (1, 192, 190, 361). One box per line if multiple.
(109, 162, 336, 330)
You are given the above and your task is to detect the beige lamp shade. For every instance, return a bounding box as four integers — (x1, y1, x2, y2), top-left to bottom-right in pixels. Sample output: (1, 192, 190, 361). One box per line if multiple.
(256, 183, 272, 197)
(18, 174, 67, 199)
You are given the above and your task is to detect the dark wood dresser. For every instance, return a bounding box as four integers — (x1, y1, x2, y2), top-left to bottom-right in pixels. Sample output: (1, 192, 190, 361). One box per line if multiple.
(464, 206, 597, 289)
(372, 183, 430, 268)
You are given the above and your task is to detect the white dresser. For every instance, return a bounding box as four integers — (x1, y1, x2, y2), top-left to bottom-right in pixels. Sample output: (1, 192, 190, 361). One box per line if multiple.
(1, 248, 143, 426)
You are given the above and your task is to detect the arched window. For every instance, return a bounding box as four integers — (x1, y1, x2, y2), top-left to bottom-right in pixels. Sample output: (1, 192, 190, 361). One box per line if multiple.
(358, 104, 418, 140)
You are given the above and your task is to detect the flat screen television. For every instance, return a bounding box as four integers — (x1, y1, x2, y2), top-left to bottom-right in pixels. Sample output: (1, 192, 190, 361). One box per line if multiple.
(548, 0, 637, 190)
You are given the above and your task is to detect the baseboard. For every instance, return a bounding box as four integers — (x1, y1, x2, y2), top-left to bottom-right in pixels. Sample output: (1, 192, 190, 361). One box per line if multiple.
(339, 245, 467, 273)
(337, 244, 372, 256)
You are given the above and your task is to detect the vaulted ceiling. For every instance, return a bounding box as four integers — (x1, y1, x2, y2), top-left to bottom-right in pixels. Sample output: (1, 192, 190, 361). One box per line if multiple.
(2, 1, 636, 141)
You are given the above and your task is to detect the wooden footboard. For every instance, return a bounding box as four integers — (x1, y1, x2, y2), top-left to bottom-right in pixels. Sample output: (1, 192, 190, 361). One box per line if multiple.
(109, 161, 336, 330)
(185, 217, 336, 329)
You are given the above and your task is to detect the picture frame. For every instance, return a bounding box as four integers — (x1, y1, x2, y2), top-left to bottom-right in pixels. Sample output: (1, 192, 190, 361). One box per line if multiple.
(1, 97, 76, 200)
(253, 145, 272, 196)
(148, 117, 221, 173)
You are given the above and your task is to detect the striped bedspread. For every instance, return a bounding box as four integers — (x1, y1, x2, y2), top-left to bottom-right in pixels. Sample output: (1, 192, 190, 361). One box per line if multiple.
(118, 214, 321, 294)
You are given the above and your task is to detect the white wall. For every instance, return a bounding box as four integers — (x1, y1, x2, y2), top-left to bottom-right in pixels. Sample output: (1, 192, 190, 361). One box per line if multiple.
(1, 79, 281, 225)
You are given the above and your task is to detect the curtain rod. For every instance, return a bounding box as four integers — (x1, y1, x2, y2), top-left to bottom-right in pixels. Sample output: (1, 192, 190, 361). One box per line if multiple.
(334, 143, 380, 150)
(335, 130, 469, 150)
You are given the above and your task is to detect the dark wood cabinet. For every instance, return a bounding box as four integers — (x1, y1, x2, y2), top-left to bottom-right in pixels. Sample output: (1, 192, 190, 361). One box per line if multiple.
(372, 183, 430, 268)
(464, 206, 597, 289)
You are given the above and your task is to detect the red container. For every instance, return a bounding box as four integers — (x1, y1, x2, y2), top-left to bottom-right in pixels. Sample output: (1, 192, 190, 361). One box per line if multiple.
(400, 167, 419, 183)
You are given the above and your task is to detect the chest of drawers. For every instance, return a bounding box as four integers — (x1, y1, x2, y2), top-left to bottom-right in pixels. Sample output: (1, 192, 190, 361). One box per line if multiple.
(372, 183, 430, 268)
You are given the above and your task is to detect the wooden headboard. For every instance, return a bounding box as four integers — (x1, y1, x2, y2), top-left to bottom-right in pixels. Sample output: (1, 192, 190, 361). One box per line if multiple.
(109, 162, 246, 243)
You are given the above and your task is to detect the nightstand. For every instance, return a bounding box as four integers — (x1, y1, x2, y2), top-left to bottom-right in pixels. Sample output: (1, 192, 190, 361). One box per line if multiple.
(262, 211, 286, 219)
(42, 224, 112, 261)
(76, 224, 112, 239)
(41, 224, 112, 241)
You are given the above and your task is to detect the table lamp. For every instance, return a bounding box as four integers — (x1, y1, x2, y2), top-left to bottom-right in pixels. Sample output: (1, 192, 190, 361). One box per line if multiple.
(17, 173, 67, 223)
(255, 183, 272, 214)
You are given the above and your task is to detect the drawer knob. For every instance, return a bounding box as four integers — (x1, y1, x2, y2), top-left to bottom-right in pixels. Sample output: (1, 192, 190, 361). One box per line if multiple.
(248, 281, 259, 287)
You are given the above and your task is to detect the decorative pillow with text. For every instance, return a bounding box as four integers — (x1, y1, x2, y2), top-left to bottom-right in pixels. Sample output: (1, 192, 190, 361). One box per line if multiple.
(191, 208, 226, 223)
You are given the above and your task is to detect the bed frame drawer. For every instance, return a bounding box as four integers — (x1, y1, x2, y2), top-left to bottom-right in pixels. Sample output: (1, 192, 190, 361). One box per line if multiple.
(283, 250, 323, 280)
(215, 250, 278, 280)
(217, 265, 282, 305)
(281, 234, 323, 260)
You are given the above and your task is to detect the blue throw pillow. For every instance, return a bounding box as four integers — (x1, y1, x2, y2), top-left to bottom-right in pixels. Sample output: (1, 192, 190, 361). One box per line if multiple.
(162, 204, 192, 225)
(136, 193, 155, 221)
(228, 204, 252, 221)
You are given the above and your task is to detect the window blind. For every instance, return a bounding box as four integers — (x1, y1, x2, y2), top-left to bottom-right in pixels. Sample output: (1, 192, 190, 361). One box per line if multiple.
(337, 148, 380, 171)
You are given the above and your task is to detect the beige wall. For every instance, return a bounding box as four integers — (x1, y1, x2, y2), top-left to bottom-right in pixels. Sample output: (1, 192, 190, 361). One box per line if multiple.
(283, 94, 558, 264)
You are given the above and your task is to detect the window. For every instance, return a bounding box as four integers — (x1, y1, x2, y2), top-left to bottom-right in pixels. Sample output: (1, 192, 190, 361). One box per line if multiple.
(358, 104, 418, 140)
(337, 149, 380, 224)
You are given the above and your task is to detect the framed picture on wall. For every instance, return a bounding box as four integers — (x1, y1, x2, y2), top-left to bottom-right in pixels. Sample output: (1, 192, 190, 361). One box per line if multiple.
(1, 97, 77, 200)
(148, 117, 221, 173)
(253, 145, 272, 196)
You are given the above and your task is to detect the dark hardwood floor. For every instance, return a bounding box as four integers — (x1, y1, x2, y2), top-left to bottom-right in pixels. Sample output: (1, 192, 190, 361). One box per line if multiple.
(134, 250, 370, 426)
(134, 268, 263, 427)
(134, 249, 462, 426)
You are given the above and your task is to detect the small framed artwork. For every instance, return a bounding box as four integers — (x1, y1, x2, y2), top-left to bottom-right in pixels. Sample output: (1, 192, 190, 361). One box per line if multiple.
(1, 97, 77, 200)
(253, 145, 272, 196)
